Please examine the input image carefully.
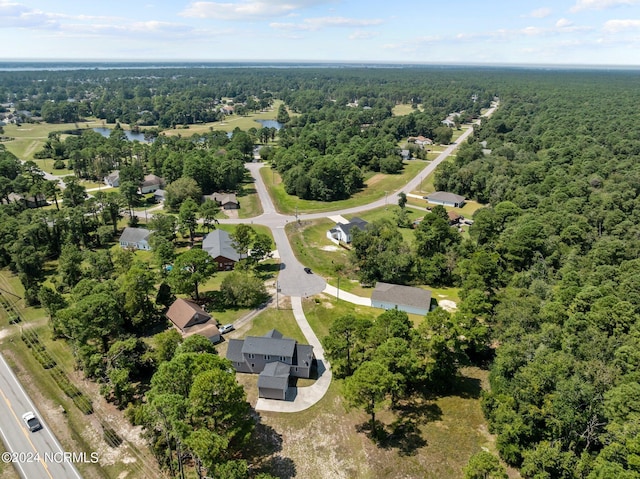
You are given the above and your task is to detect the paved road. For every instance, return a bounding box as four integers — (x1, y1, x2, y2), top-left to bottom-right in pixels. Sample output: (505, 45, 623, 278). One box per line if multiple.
(0, 355, 84, 479)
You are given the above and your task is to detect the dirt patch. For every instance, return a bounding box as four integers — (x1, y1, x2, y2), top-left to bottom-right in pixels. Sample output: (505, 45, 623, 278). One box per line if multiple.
(320, 245, 340, 251)
(438, 300, 457, 312)
(365, 174, 385, 187)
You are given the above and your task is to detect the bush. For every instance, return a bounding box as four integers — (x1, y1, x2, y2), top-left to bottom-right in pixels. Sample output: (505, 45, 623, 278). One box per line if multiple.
(221, 271, 269, 308)
(53, 159, 66, 169)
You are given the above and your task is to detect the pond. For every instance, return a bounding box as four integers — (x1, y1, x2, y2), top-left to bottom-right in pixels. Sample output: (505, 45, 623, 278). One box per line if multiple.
(256, 119, 284, 130)
(92, 127, 151, 143)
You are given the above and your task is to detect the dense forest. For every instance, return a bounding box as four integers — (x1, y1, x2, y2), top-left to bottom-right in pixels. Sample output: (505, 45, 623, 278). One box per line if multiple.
(2, 65, 640, 478)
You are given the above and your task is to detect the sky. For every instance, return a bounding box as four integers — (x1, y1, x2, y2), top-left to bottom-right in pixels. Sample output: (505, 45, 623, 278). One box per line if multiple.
(2, 0, 640, 65)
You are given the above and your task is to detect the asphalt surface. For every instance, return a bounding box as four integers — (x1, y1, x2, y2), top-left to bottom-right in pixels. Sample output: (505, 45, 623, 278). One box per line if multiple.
(0, 354, 84, 479)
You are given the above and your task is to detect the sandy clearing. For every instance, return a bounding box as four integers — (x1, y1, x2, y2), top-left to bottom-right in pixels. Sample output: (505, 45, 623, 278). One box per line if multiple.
(439, 300, 457, 312)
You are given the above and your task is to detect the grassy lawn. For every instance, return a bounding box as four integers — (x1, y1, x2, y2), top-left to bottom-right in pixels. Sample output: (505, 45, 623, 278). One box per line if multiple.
(392, 104, 418, 116)
(236, 173, 263, 219)
(262, 161, 429, 215)
(257, 362, 502, 479)
(1, 120, 107, 161)
(161, 100, 285, 137)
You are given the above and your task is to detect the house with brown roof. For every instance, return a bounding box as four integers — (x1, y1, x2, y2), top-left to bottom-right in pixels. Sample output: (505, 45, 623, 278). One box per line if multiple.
(447, 210, 462, 225)
(166, 298, 221, 343)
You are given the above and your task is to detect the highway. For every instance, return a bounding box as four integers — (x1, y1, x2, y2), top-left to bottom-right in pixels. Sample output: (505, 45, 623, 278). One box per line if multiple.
(0, 354, 84, 479)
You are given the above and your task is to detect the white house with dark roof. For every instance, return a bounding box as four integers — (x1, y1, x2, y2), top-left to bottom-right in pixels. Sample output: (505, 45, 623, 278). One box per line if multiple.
(425, 191, 466, 208)
(119, 227, 152, 250)
(371, 282, 432, 316)
(138, 174, 165, 194)
(226, 329, 314, 400)
(202, 229, 245, 270)
(326, 217, 368, 244)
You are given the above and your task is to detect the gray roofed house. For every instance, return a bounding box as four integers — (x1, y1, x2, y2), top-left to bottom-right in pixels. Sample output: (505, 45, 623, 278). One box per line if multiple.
(226, 329, 315, 400)
(258, 362, 291, 400)
(326, 216, 369, 244)
(202, 229, 245, 270)
(153, 189, 166, 202)
(119, 227, 152, 250)
(371, 282, 432, 316)
(104, 170, 120, 188)
(425, 191, 466, 208)
(242, 336, 296, 359)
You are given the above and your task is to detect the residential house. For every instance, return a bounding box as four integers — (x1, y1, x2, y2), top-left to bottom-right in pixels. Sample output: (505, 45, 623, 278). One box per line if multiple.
(226, 329, 315, 400)
(138, 174, 165, 194)
(165, 298, 221, 343)
(371, 282, 432, 316)
(203, 192, 239, 210)
(153, 189, 166, 203)
(7, 192, 47, 208)
(202, 229, 244, 270)
(425, 191, 466, 208)
(447, 210, 462, 225)
(400, 149, 411, 160)
(104, 171, 120, 188)
(119, 227, 152, 250)
(408, 136, 433, 148)
(326, 217, 368, 244)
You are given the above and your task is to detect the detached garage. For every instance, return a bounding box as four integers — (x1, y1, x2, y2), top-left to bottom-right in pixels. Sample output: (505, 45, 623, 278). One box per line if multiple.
(371, 282, 432, 316)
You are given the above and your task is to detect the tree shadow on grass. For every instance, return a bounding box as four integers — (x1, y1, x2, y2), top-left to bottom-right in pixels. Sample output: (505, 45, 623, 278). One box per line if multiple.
(449, 374, 482, 400)
(245, 415, 297, 479)
(355, 398, 442, 456)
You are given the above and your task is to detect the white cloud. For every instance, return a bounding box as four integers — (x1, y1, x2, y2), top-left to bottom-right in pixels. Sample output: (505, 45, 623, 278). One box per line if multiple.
(451, 21, 594, 46)
(526, 7, 552, 18)
(570, 0, 640, 13)
(556, 18, 574, 28)
(349, 30, 379, 40)
(180, 0, 331, 20)
(270, 16, 382, 31)
(603, 18, 640, 32)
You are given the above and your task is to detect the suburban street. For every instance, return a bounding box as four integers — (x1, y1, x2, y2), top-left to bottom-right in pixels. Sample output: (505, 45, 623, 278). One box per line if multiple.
(0, 355, 84, 479)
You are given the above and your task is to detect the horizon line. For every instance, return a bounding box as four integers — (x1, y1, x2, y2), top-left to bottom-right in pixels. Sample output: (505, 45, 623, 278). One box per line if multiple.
(0, 58, 639, 69)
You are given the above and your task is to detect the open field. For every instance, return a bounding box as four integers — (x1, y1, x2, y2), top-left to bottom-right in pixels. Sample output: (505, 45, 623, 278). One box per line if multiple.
(161, 99, 285, 136)
(262, 160, 429, 215)
(392, 103, 420, 116)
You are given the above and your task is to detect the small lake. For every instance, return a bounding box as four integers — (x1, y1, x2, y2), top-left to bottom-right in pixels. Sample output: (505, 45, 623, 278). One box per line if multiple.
(92, 127, 151, 143)
(256, 119, 284, 130)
